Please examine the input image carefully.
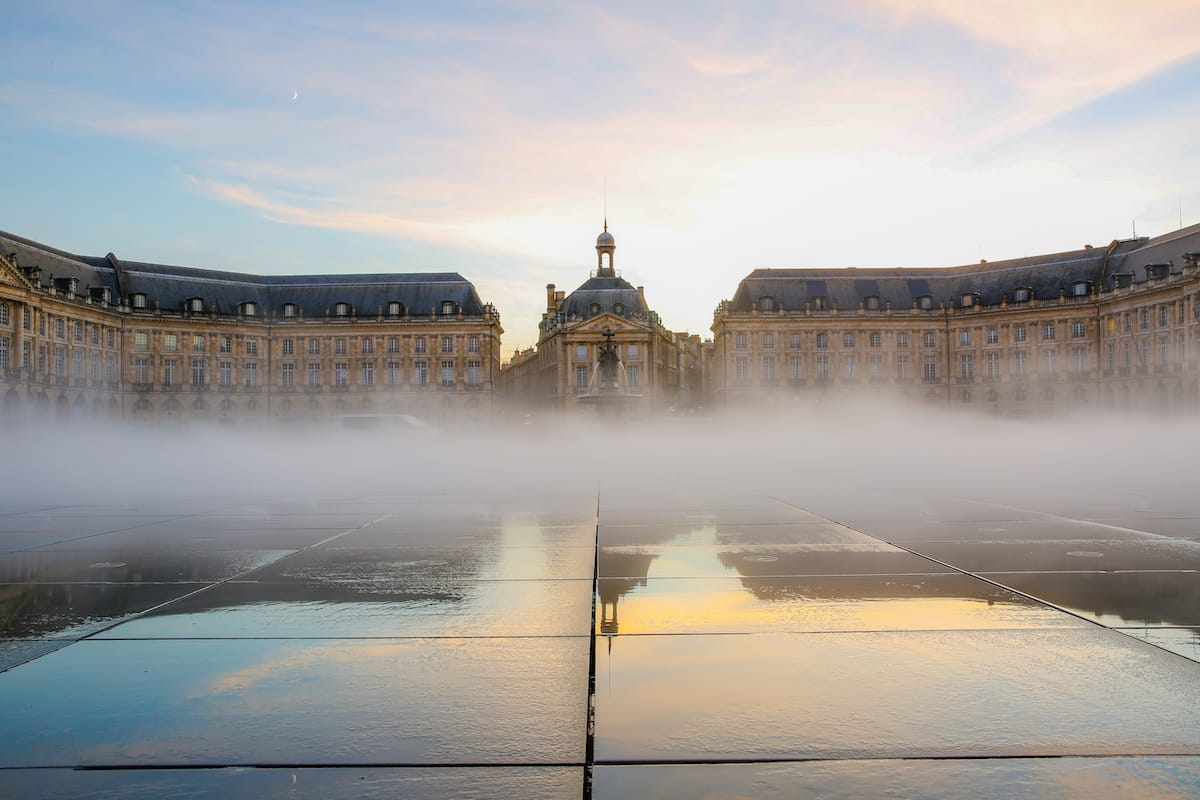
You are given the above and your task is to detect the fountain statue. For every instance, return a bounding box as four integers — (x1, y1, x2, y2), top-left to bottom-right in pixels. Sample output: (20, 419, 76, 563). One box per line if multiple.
(577, 327, 641, 413)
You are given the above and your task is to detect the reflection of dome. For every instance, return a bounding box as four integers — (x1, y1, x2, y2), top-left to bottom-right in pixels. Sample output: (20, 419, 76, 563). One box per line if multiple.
(596, 230, 615, 248)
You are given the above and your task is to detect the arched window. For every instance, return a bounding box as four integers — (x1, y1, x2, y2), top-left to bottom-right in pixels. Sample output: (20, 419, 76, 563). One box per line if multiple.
(1013, 287, 1032, 302)
(131, 293, 147, 309)
(441, 300, 455, 316)
(334, 302, 349, 317)
(282, 303, 298, 317)
(387, 301, 403, 317)
(241, 301, 256, 317)
(186, 297, 204, 313)
(759, 296, 774, 311)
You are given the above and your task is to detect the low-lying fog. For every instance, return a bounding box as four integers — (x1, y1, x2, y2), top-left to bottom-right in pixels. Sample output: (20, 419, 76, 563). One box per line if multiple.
(3, 400, 1194, 521)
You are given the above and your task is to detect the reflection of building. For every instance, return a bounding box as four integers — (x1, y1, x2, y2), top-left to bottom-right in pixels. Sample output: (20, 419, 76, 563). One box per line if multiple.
(499, 224, 704, 414)
(711, 225, 1200, 413)
(0, 231, 502, 423)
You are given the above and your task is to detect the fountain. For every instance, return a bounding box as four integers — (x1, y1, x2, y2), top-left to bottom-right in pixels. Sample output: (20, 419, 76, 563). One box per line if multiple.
(576, 327, 642, 413)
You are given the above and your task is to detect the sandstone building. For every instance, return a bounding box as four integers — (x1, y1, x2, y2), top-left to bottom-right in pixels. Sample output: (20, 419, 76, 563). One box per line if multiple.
(711, 224, 1200, 414)
(0, 230, 502, 423)
(497, 224, 703, 414)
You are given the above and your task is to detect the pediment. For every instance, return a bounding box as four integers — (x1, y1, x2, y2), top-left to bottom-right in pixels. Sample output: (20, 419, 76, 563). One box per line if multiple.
(0, 253, 32, 290)
(568, 313, 643, 334)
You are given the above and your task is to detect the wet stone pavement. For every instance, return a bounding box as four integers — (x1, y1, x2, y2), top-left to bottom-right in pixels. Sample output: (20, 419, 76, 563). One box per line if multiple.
(3, 484, 1200, 798)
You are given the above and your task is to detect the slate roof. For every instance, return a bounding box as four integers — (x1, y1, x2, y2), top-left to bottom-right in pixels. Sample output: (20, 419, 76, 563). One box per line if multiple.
(728, 224, 1200, 312)
(0, 231, 488, 316)
(559, 274, 647, 320)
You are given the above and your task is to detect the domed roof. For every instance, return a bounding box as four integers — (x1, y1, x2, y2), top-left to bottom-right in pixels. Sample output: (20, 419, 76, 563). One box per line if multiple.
(596, 221, 615, 249)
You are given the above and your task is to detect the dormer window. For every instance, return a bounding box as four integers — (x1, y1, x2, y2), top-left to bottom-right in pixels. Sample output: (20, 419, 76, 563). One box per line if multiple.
(1013, 287, 1032, 303)
(282, 303, 297, 317)
(241, 301, 256, 317)
(131, 293, 147, 309)
(759, 296, 774, 311)
(960, 293, 978, 308)
(1072, 281, 1091, 297)
(67, 278, 78, 295)
(812, 296, 826, 311)
(613, 302, 624, 315)
(1146, 263, 1170, 280)
(187, 297, 204, 313)
(334, 302, 349, 317)
(917, 295, 933, 310)
(865, 296, 880, 311)
(589, 302, 601, 315)
(1113, 274, 1133, 289)
(387, 301, 403, 317)
(441, 300, 455, 316)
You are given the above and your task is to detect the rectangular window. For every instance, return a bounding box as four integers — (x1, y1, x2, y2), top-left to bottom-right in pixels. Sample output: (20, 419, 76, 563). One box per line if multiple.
(135, 357, 151, 384)
(0, 338, 7, 371)
(73, 321, 82, 342)
(959, 330, 972, 346)
(1042, 323, 1055, 341)
(922, 356, 938, 383)
(308, 362, 321, 387)
(467, 360, 482, 386)
(106, 355, 116, 384)
(361, 361, 374, 386)
(245, 338, 258, 356)
(735, 333, 747, 350)
(22, 340, 30, 369)
(23, 308, 30, 330)
(219, 336, 232, 353)
(868, 354, 882, 377)
(1072, 347, 1088, 374)
(414, 336, 427, 354)
(576, 344, 588, 361)
(896, 332, 909, 348)
(1160, 306, 1169, 327)
(1041, 350, 1056, 374)
(576, 364, 589, 390)
(1014, 350, 1027, 376)
(468, 336, 480, 354)
(441, 336, 453, 354)
(334, 362, 348, 387)
(191, 358, 206, 386)
(54, 348, 65, 378)
(361, 338, 374, 356)
(923, 331, 936, 348)
(388, 337, 400, 354)
(245, 362, 258, 387)
(869, 331, 881, 349)
(281, 363, 295, 387)
(762, 334, 775, 350)
(761, 355, 776, 380)
(440, 360, 455, 387)
(986, 328, 998, 345)
(1071, 321, 1086, 338)
(788, 355, 803, 380)
(1014, 325, 1027, 343)
(959, 354, 973, 379)
(986, 351, 1000, 378)
(135, 331, 150, 351)
(789, 333, 802, 349)
(816, 354, 830, 380)
(1160, 337, 1169, 367)
(72, 351, 83, 382)
(387, 361, 402, 385)
(627, 343, 640, 360)
(90, 325, 99, 345)
(843, 332, 855, 349)
(55, 318, 64, 339)
(163, 358, 178, 386)
(308, 339, 320, 355)
(896, 354, 910, 380)
(335, 338, 347, 356)
(626, 364, 640, 387)
(1106, 342, 1115, 371)
(842, 355, 856, 379)
(106, 329, 114, 348)
(219, 361, 233, 387)
(283, 339, 294, 356)
(816, 333, 828, 349)
(193, 335, 205, 352)
(163, 333, 178, 351)
(414, 359, 428, 386)
(735, 357, 749, 382)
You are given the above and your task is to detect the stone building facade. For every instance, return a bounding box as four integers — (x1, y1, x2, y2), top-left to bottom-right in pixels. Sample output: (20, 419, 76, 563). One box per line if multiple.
(499, 224, 702, 414)
(711, 225, 1200, 414)
(0, 231, 502, 424)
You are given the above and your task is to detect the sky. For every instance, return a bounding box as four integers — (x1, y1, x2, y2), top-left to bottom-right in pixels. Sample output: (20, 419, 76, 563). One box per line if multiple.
(1, 1, 1198, 353)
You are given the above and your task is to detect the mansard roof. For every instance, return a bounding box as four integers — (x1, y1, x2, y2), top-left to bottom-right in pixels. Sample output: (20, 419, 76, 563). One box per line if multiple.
(559, 274, 647, 320)
(0, 230, 488, 316)
(728, 223, 1200, 312)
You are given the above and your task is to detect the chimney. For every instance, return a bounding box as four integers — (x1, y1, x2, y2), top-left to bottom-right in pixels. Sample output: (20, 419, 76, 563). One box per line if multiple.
(546, 283, 556, 312)
(637, 285, 646, 307)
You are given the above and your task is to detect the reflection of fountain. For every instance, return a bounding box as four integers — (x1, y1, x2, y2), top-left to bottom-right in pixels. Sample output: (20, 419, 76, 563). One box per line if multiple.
(577, 327, 641, 412)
